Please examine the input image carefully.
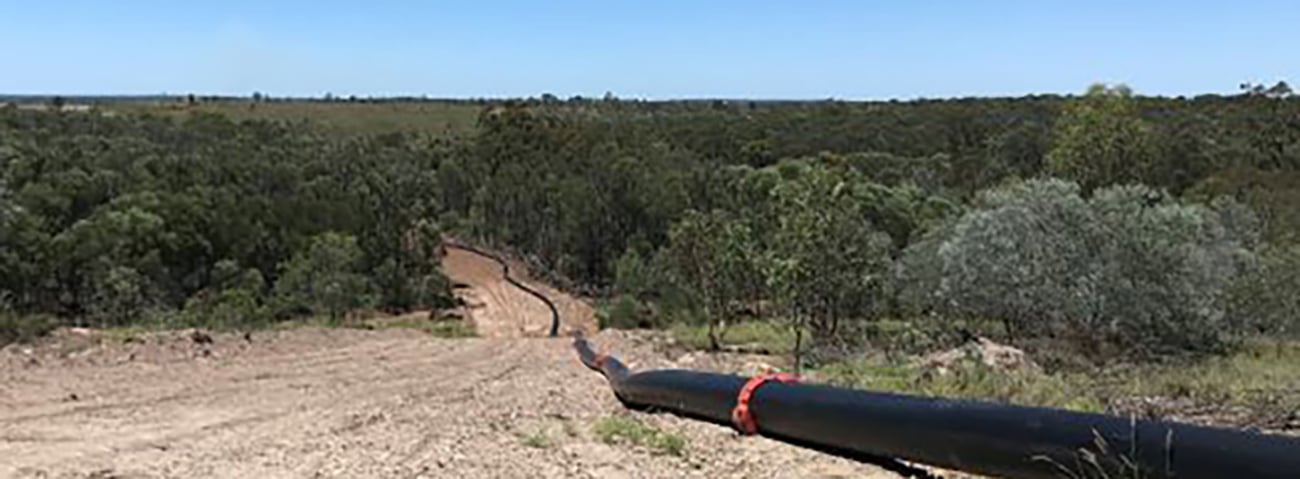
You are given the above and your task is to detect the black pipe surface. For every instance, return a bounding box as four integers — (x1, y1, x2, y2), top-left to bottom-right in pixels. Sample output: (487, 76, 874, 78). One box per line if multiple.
(576, 335, 1300, 479)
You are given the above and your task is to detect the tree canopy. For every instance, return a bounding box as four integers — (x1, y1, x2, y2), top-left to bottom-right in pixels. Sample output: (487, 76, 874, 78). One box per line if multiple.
(3, 87, 1300, 360)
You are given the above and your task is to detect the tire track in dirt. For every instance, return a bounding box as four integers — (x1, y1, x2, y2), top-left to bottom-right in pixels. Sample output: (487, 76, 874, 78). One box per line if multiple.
(1, 335, 448, 424)
(0, 245, 898, 478)
(441, 245, 597, 338)
(0, 331, 514, 476)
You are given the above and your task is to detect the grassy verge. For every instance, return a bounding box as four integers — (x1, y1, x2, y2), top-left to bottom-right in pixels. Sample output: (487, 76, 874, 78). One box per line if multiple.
(0, 313, 59, 347)
(663, 317, 1298, 428)
(818, 357, 1105, 412)
(1103, 339, 1300, 422)
(86, 311, 476, 342)
(594, 416, 687, 456)
(818, 339, 1300, 428)
(365, 315, 477, 338)
(669, 321, 797, 355)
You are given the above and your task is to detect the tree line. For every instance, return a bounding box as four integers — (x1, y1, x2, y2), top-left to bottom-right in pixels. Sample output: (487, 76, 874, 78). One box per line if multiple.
(1, 108, 454, 340)
(449, 83, 1299, 363)
(3, 84, 1298, 361)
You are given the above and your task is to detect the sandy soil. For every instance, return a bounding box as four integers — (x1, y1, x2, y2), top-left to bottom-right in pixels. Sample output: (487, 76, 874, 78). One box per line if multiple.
(0, 248, 899, 478)
(441, 247, 597, 338)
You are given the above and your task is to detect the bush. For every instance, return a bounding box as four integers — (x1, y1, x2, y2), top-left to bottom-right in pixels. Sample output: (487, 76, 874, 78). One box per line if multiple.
(765, 162, 896, 356)
(613, 248, 653, 300)
(273, 233, 374, 322)
(902, 178, 1256, 359)
(1046, 84, 1158, 191)
(181, 260, 269, 329)
(87, 266, 160, 327)
(1088, 185, 1255, 354)
(598, 294, 652, 329)
(1228, 245, 1300, 337)
(0, 313, 58, 347)
(1186, 169, 1300, 243)
(369, 219, 457, 311)
(670, 320, 797, 354)
(819, 358, 1104, 412)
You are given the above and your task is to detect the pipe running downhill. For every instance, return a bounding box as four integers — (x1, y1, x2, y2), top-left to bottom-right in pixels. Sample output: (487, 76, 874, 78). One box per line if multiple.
(448, 240, 1300, 478)
(443, 242, 560, 337)
(575, 333, 1300, 479)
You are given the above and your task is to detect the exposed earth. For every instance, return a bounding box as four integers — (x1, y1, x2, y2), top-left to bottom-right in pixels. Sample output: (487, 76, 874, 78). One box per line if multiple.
(0, 247, 904, 478)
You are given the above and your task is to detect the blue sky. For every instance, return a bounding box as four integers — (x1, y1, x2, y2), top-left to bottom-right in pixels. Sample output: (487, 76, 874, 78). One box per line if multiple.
(1, 1, 1295, 99)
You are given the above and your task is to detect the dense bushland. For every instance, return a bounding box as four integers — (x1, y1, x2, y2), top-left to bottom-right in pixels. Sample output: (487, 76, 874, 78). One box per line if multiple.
(443, 85, 1299, 362)
(3, 84, 1299, 363)
(0, 107, 456, 333)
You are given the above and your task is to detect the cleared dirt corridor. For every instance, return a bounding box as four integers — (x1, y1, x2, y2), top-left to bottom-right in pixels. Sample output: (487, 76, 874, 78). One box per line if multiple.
(0, 249, 899, 478)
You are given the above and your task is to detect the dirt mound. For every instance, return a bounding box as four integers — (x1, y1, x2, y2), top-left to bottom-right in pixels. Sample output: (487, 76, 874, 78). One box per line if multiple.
(921, 336, 1039, 376)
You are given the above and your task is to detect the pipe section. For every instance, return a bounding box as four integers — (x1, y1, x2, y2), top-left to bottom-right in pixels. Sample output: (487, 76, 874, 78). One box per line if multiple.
(575, 334, 1300, 479)
(444, 242, 560, 337)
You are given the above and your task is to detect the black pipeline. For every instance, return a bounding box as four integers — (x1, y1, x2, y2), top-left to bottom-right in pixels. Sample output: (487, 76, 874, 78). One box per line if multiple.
(575, 334, 1300, 479)
(443, 243, 560, 337)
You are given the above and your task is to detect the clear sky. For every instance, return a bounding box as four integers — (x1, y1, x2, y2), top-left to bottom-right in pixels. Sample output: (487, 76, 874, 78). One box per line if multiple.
(1, 0, 1295, 99)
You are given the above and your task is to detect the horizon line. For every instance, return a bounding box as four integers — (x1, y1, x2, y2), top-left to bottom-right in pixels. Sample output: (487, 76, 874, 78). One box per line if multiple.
(0, 88, 1270, 103)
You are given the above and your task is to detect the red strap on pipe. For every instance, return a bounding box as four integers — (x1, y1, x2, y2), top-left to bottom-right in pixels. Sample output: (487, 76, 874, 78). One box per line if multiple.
(732, 371, 798, 435)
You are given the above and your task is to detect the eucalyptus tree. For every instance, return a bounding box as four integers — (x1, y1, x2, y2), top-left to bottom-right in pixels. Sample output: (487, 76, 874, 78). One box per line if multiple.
(1047, 84, 1158, 191)
(764, 163, 894, 363)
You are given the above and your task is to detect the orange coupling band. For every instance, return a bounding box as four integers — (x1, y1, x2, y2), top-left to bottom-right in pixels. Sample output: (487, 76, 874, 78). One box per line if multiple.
(731, 371, 798, 435)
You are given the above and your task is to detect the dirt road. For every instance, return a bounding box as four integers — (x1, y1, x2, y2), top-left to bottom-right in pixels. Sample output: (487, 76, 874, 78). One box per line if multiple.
(441, 246, 597, 338)
(0, 249, 898, 478)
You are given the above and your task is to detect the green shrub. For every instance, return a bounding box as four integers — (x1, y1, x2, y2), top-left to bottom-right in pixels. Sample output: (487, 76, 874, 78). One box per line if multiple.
(1109, 339, 1300, 420)
(613, 248, 654, 300)
(901, 179, 1256, 359)
(594, 416, 686, 456)
(819, 357, 1104, 413)
(1045, 84, 1158, 191)
(0, 313, 59, 347)
(273, 233, 374, 323)
(822, 338, 1300, 426)
(1228, 245, 1300, 337)
(183, 261, 270, 329)
(86, 266, 161, 328)
(1186, 169, 1300, 243)
(764, 162, 896, 357)
(670, 320, 796, 355)
(599, 294, 650, 329)
(421, 319, 477, 338)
